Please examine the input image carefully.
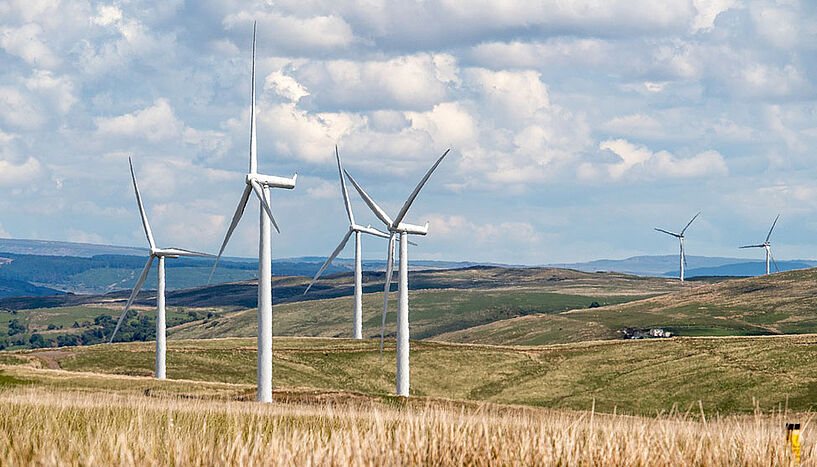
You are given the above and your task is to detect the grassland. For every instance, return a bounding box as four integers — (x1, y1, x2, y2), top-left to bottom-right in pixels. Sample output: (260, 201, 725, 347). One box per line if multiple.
(2, 386, 807, 465)
(170, 289, 644, 342)
(5, 334, 817, 415)
(1, 266, 688, 348)
(439, 268, 817, 345)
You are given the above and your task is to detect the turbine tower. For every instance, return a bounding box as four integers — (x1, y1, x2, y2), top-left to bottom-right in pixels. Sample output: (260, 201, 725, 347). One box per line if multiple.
(740, 214, 780, 275)
(109, 157, 212, 380)
(209, 23, 297, 403)
(345, 149, 450, 397)
(655, 211, 700, 282)
(303, 146, 390, 339)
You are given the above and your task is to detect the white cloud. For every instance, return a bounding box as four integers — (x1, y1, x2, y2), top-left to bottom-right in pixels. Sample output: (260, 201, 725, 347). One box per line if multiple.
(95, 98, 184, 143)
(224, 11, 357, 53)
(586, 139, 728, 181)
(691, 0, 737, 32)
(264, 71, 309, 102)
(91, 5, 123, 27)
(293, 54, 456, 110)
(0, 157, 42, 186)
(0, 23, 59, 68)
(0, 86, 45, 129)
(25, 70, 77, 114)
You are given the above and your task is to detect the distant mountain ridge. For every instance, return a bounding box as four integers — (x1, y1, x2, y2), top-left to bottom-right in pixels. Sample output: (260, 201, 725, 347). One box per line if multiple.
(550, 255, 817, 278)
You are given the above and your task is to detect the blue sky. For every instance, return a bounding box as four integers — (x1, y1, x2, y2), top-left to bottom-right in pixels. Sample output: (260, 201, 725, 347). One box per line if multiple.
(1, 0, 816, 264)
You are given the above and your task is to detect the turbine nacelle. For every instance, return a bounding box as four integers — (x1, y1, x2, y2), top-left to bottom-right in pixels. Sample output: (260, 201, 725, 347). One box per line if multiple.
(246, 173, 297, 189)
(392, 221, 429, 235)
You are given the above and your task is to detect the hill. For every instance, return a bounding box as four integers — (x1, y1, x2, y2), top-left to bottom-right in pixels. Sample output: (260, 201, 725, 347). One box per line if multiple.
(0, 266, 689, 349)
(551, 254, 817, 278)
(5, 334, 817, 415)
(439, 268, 817, 345)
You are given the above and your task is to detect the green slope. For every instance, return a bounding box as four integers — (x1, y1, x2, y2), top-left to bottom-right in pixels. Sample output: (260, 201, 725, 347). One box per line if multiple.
(6, 334, 817, 415)
(169, 289, 647, 342)
(439, 268, 817, 345)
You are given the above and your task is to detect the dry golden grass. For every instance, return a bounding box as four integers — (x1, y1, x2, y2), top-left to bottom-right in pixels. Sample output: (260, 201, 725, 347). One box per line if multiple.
(0, 387, 811, 466)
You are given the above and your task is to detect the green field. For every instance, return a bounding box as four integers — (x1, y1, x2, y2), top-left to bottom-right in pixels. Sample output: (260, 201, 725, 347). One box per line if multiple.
(6, 334, 817, 415)
(439, 268, 817, 345)
(171, 289, 646, 342)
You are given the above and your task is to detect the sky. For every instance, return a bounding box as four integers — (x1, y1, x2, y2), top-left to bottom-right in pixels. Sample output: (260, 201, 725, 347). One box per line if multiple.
(1, 0, 816, 264)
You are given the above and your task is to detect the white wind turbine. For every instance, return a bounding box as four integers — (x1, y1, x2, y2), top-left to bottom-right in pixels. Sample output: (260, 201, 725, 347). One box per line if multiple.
(344, 149, 450, 397)
(303, 146, 391, 339)
(109, 157, 213, 380)
(740, 214, 780, 275)
(655, 211, 700, 282)
(209, 23, 297, 403)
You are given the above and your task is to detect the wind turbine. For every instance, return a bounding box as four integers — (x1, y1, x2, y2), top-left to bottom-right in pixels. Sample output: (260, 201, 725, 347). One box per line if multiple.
(303, 146, 391, 339)
(344, 149, 450, 397)
(655, 211, 700, 282)
(109, 157, 213, 380)
(209, 23, 297, 403)
(740, 214, 780, 275)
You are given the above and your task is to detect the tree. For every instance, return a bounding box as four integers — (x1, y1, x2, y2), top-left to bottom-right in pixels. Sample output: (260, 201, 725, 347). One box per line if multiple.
(8, 319, 25, 336)
(29, 333, 46, 348)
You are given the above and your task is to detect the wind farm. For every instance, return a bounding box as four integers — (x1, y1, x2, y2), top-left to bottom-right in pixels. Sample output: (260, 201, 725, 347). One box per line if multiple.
(2, 2, 817, 464)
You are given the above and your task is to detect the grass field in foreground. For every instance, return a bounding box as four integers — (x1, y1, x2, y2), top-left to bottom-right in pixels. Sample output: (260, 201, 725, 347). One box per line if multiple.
(0, 386, 808, 465)
(7, 334, 817, 415)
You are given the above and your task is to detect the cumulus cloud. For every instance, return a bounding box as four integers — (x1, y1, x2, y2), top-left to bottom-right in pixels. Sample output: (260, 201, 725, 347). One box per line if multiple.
(224, 10, 357, 54)
(0, 23, 59, 68)
(0, 157, 42, 186)
(264, 71, 309, 102)
(582, 139, 728, 181)
(95, 98, 184, 143)
(2, 0, 817, 263)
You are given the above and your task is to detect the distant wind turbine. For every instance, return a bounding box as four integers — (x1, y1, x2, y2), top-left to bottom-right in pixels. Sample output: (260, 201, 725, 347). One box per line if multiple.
(740, 214, 780, 275)
(303, 146, 391, 339)
(655, 211, 700, 282)
(345, 149, 450, 397)
(109, 157, 213, 380)
(209, 23, 297, 403)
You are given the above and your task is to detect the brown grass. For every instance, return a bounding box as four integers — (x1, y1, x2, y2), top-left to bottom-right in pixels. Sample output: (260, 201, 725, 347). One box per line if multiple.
(0, 387, 810, 465)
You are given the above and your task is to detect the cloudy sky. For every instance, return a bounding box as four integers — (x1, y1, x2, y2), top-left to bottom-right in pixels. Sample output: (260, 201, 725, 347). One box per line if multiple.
(1, 0, 816, 264)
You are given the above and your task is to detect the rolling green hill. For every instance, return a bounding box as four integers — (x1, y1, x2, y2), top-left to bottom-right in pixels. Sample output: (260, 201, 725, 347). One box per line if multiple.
(0, 267, 689, 349)
(4, 334, 817, 415)
(438, 268, 817, 345)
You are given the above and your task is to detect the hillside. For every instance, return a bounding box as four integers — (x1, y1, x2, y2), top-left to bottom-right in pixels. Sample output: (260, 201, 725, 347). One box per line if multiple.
(0, 266, 689, 349)
(5, 334, 817, 415)
(439, 268, 817, 345)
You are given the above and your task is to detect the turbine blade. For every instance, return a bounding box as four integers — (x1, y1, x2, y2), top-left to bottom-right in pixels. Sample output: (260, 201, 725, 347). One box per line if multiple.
(336, 146, 354, 225)
(739, 244, 766, 249)
(304, 230, 353, 295)
(770, 250, 780, 273)
(392, 149, 450, 228)
(766, 214, 780, 243)
(129, 157, 155, 249)
(208, 185, 252, 284)
(380, 232, 396, 361)
(654, 228, 680, 237)
(356, 225, 391, 240)
(680, 211, 701, 236)
(250, 180, 281, 233)
(249, 21, 257, 174)
(344, 169, 393, 227)
(161, 248, 214, 258)
(109, 256, 154, 343)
